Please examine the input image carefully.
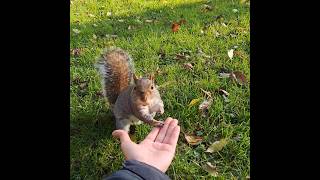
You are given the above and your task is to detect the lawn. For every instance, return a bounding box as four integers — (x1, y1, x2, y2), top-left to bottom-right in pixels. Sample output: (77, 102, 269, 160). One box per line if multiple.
(70, 0, 250, 179)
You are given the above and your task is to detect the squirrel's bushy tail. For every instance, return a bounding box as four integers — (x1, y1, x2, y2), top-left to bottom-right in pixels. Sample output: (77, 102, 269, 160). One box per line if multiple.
(95, 47, 134, 106)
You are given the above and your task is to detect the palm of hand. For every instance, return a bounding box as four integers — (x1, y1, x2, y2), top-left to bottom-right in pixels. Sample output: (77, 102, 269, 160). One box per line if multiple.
(113, 118, 180, 173)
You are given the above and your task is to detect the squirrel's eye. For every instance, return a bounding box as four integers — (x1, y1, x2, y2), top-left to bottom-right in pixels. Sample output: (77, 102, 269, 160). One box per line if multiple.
(151, 86, 154, 90)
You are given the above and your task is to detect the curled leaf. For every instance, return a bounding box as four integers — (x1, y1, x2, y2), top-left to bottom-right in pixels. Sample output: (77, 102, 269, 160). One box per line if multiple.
(203, 162, 218, 177)
(184, 134, 203, 145)
(183, 63, 194, 70)
(205, 138, 228, 153)
(199, 98, 213, 117)
(70, 48, 81, 57)
(189, 98, 201, 107)
(172, 22, 180, 32)
(231, 71, 247, 85)
(72, 29, 80, 34)
(228, 49, 234, 60)
(218, 89, 229, 96)
(202, 4, 213, 12)
(200, 88, 212, 98)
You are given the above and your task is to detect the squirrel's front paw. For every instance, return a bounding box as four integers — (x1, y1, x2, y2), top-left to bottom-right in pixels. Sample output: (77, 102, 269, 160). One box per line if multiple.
(150, 119, 164, 127)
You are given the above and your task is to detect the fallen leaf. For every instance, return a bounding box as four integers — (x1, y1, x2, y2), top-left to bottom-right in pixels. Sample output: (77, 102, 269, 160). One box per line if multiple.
(203, 162, 218, 177)
(202, 4, 213, 12)
(172, 22, 180, 32)
(196, 48, 211, 59)
(232, 9, 239, 13)
(174, 53, 190, 60)
(96, 91, 104, 98)
(215, 15, 224, 22)
(246, 175, 250, 179)
(219, 72, 231, 78)
(184, 134, 203, 145)
(200, 30, 204, 34)
(72, 29, 80, 34)
(221, 22, 227, 27)
(70, 48, 81, 56)
(70, 128, 81, 136)
(218, 89, 229, 96)
(79, 82, 88, 90)
(199, 98, 213, 117)
(240, 0, 248, 3)
(178, 19, 187, 24)
(93, 34, 97, 39)
(231, 71, 247, 85)
(183, 63, 194, 70)
(88, 13, 95, 17)
(128, 25, 132, 30)
(205, 138, 228, 153)
(158, 49, 166, 60)
(107, 12, 112, 16)
(189, 98, 201, 107)
(145, 19, 153, 23)
(200, 88, 212, 98)
(106, 34, 118, 38)
(118, 19, 124, 22)
(228, 49, 234, 60)
(93, 24, 98, 27)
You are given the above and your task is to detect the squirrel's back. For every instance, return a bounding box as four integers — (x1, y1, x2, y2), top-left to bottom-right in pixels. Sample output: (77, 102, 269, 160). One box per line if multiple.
(95, 47, 134, 106)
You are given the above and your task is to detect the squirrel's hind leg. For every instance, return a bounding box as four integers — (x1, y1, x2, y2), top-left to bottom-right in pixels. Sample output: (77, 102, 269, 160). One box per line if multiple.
(115, 118, 131, 133)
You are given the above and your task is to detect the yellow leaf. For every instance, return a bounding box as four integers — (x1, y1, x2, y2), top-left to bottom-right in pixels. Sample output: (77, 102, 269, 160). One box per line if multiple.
(205, 138, 228, 153)
(188, 98, 201, 107)
(184, 134, 203, 145)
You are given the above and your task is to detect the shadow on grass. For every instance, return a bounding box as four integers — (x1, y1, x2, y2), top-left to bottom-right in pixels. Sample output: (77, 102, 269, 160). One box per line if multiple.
(70, 1, 249, 179)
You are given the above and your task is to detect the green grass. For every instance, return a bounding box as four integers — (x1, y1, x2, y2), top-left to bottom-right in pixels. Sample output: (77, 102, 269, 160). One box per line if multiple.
(70, 0, 250, 179)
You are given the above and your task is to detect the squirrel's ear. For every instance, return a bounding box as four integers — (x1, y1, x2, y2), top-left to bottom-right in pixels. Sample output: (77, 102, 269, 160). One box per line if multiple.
(149, 74, 154, 81)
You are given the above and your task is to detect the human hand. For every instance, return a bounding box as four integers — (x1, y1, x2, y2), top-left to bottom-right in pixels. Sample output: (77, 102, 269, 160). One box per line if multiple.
(112, 117, 180, 173)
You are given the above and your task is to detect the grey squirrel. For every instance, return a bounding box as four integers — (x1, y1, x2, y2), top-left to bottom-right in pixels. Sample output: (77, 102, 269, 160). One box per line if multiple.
(95, 47, 165, 132)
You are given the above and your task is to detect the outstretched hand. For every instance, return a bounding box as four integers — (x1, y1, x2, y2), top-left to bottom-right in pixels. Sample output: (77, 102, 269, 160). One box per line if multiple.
(112, 117, 180, 173)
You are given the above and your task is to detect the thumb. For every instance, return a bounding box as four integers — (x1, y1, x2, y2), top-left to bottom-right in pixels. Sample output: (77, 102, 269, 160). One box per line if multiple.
(112, 130, 132, 144)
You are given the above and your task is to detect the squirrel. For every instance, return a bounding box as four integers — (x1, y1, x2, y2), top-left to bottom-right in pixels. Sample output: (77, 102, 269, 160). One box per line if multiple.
(95, 47, 165, 132)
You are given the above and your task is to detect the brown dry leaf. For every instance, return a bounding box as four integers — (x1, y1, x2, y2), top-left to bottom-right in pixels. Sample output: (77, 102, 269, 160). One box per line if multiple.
(183, 63, 194, 70)
(203, 162, 218, 177)
(199, 98, 213, 117)
(205, 138, 228, 153)
(70, 48, 81, 56)
(184, 134, 203, 145)
(189, 98, 202, 107)
(179, 19, 187, 24)
(95, 91, 104, 98)
(231, 71, 247, 85)
(172, 22, 180, 32)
